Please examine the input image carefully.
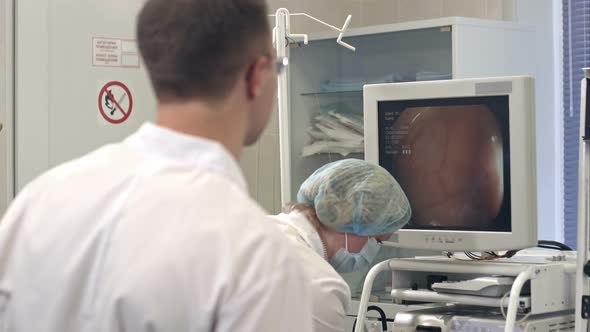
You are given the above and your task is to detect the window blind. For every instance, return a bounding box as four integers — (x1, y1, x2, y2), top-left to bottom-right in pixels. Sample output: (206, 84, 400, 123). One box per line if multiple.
(563, 0, 590, 248)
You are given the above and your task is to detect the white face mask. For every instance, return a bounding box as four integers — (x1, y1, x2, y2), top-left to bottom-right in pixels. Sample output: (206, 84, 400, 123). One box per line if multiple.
(329, 233, 382, 274)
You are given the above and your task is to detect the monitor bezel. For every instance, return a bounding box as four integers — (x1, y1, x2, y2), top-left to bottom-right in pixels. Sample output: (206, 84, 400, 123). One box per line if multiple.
(364, 76, 537, 251)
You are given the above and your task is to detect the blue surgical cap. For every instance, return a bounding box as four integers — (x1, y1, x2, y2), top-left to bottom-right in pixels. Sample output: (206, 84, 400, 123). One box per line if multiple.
(297, 159, 411, 237)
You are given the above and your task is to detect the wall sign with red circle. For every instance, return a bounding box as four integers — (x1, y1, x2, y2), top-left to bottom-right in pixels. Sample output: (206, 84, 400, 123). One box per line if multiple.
(98, 81, 133, 124)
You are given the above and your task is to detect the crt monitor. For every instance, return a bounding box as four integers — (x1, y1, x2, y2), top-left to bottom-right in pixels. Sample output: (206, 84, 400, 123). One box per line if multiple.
(364, 76, 537, 251)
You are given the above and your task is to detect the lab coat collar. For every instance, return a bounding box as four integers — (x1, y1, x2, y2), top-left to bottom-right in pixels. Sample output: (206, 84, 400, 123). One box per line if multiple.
(125, 122, 248, 192)
(288, 212, 328, 260)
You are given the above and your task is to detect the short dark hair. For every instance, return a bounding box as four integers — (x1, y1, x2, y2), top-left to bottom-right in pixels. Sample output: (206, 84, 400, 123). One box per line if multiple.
(137, 0, 270, 101)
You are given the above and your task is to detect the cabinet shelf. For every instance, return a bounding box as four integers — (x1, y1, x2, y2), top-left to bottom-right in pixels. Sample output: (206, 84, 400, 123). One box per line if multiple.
(302, 152, 364, 158)
(300, 90, 363, 97)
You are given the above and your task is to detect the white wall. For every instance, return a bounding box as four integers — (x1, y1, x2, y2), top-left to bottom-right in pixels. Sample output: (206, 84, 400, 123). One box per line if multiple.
(354, 0, 514, 26)
(513, 0, 563, 242)
(267, 0, 514, 31)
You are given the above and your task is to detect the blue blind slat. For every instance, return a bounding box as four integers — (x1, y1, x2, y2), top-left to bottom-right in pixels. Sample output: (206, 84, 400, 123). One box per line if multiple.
(563, 0, 590, 248)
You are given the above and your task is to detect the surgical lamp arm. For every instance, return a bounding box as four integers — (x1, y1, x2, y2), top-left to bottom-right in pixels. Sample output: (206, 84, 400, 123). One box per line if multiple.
(288, 13, 355, 51)
(270, 10, 356, 51)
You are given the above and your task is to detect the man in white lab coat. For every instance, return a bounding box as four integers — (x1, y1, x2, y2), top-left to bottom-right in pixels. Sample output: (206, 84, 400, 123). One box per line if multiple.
(0, 1, 313, 331)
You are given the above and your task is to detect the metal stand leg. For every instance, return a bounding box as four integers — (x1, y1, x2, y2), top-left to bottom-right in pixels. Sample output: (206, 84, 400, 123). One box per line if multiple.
(575, 68, 590, 332)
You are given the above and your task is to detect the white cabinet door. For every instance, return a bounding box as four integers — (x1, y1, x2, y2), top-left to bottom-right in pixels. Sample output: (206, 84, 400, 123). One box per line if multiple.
(0, 0, 15, 213)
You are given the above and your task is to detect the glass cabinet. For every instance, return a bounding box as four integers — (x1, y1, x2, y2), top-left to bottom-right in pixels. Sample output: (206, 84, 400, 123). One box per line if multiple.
(287, 26, 453, 201)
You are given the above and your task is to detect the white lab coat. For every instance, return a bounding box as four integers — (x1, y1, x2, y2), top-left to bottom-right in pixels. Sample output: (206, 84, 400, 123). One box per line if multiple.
(270, 212, 352, 332)
(0, 123, 313, 332)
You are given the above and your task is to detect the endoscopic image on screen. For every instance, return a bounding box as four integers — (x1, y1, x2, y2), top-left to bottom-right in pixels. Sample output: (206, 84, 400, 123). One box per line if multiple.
(378, 96, 511, 232)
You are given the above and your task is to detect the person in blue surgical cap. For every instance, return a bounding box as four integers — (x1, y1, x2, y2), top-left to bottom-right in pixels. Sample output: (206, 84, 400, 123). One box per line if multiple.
(269, 159, 411, 332)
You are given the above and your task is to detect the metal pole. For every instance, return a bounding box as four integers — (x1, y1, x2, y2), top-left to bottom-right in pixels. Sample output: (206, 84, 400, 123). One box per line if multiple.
(576, 68, 590, 331)
(504, 268, 535, 332)
(274, 8, 292, 206)
(354, 260, 391, 332)
(356, 259, 540, 332)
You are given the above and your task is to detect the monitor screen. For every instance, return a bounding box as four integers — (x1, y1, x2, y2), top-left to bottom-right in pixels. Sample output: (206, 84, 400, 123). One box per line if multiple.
(377, 96, 511, 233)
(365, 76, 536, 251)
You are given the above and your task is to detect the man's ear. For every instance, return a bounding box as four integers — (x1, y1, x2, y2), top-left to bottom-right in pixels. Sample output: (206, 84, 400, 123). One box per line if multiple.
(245, 56, 270, 99)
